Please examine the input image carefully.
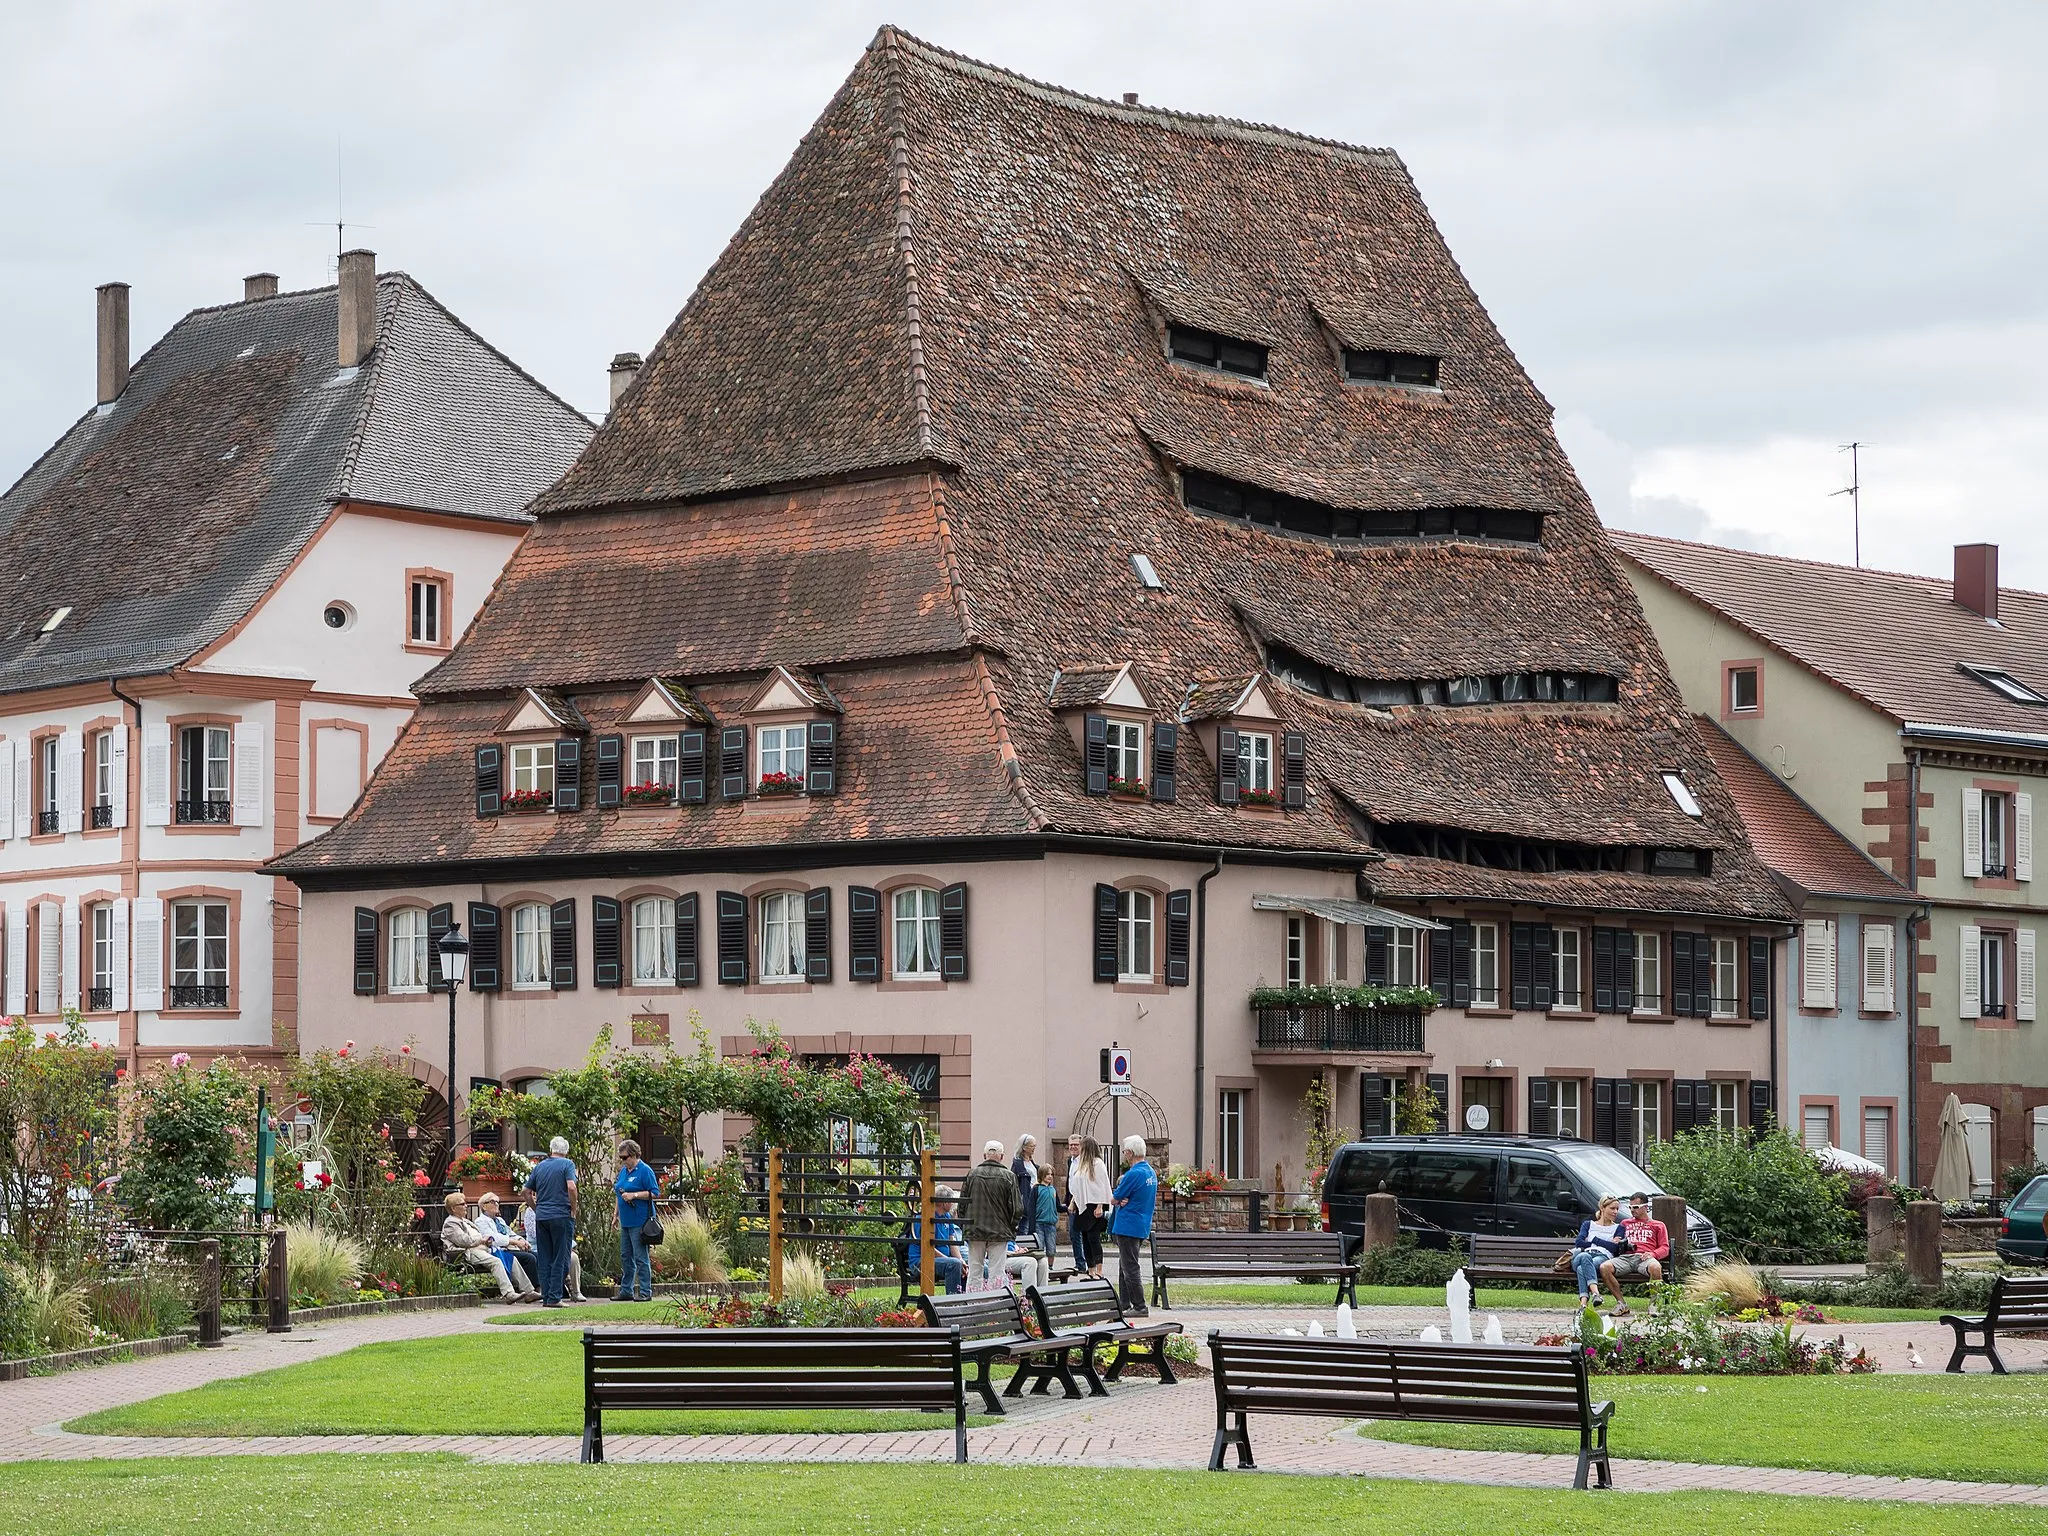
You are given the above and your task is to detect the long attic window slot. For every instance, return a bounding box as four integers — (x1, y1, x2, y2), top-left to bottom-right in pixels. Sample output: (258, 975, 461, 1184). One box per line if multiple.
(1343, 347, 1440, 388)
(1374, 822, 1710, 877)
(1182, 468, 1541, 545)
(1166, 324, 1268, 381)
(1264, 641, 1617, 708)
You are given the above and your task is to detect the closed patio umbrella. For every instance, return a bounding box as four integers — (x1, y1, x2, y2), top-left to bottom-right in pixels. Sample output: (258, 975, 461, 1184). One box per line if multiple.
(1931, 1093, 1974, 1203)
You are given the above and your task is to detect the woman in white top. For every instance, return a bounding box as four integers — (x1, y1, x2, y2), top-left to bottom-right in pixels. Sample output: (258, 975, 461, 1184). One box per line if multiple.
(1066, 1135, 1113, 1280)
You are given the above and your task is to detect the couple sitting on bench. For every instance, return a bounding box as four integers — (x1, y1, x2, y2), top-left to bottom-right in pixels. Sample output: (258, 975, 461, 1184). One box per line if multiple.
(441, 1190, 542, 1302)
(1571, 1193, 1667, 1314)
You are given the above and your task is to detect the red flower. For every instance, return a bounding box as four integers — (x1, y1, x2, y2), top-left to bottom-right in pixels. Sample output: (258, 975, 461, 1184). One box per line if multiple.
(384, 1170, 397, 1182)
(412, 1207, 425, 1221)
(412, 1170, 430, 1187)
(115, 1068, 128, 1080)
(295, 1180, 306, 1191)
(399, 1044, 410, 1055)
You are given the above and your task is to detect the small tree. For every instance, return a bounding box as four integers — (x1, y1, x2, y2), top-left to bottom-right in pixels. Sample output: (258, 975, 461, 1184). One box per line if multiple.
(1648, 1127, 1862, 1263)
(122, 1055, 264, 1232)
(1298, 1073, 1344, 1187)
(1395, 1078, 1442, 1135)
(287, 1044, 430, 1241)
(0, 1015, 119, 1264)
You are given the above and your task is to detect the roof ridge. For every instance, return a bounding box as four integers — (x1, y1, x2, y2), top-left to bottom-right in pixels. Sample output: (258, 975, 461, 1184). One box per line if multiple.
(878, 30, 936, 459)
(872, 24, 1404, 171)
(1612, 527, 2048, 603)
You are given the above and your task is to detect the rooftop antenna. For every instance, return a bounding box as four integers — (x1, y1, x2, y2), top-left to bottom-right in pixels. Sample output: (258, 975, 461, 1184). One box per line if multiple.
(303, 142, 374, 274)
(1832, 441, 1862, 567)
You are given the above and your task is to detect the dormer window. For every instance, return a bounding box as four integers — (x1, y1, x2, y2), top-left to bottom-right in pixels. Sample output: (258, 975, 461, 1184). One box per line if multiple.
(1181, 467, 1540, 545)
(1167, 324, 1268, 380)
(1239, 732, 1275, 797)
(510, 742, 554, 799)
(757, 724, 808, 794)
(712, 666, 841, 801)
(1184, 675, 1303, 811)
(1343, 348, 1439, 388)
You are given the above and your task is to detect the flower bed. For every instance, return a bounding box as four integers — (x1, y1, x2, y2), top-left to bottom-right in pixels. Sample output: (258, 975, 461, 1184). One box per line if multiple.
(1534, 1296, 1875, 1375)
(666, 1290, 923, 1330)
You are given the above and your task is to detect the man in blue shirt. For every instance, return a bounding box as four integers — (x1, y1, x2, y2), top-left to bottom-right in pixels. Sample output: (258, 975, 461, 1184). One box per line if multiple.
(1108, 1135, 1158, 1316)
(906, 1186, 967, 1294)
(526, 1136, 578, 1307)
(612, 1138, 661, 1301)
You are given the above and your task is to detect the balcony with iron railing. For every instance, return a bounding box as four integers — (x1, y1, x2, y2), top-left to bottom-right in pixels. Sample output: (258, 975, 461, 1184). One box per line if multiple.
(90, 803, 114, 829)
(35, 810, 59, 835)
(168, 984, 229, 1009)
(1249, 986, 1432, 1061)
(175, 799, 233, 825)
(87, 986, 114, 1012)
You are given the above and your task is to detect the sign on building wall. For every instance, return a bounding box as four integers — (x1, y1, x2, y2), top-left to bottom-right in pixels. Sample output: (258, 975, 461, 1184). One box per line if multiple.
(803, 1053, 941, 1101)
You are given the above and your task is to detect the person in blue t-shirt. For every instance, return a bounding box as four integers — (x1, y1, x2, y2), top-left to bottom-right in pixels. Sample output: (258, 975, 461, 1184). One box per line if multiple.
(613, 1139, 661, 1301)
(1108, 1135, 1158, 1316)
(525, 1137, 579, 1307)
(906, 1186, 967, 1294)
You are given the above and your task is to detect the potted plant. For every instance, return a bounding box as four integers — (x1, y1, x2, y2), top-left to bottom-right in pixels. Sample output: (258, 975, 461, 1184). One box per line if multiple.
(1108, 775, 1147, 800)
(450, 1146, 515, 1202)
(756, 771, 805, 798)
(1239, 785, 1280, 808)
(622, 781, 674, 807)
(501, 788, 553, 815)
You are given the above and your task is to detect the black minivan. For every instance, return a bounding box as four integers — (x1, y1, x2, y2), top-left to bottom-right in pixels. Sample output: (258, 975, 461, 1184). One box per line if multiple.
(1321, 1134, 1721, 1264)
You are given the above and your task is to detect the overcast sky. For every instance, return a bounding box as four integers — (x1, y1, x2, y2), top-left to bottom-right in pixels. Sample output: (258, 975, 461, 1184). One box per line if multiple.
(5, 2, 2044, 585)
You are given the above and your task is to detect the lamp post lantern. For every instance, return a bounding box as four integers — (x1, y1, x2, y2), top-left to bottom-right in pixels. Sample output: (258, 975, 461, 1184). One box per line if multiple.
(437, 924, 470, 1173)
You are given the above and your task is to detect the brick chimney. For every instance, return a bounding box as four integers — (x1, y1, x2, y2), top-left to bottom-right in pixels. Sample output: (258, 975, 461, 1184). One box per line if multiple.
(1954, 543, 1999, 622)
(244, 272, 279, 302)
(608, 352, 643, 410)
(96, 282, 130, 405)
(336, 249, 378, 368)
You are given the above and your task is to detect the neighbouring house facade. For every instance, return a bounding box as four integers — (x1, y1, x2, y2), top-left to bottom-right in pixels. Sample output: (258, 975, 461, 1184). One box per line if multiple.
(279, 30, 1794, 1183)
(0, 257, 591, 1077)
(1618, 532, 2048, 1190)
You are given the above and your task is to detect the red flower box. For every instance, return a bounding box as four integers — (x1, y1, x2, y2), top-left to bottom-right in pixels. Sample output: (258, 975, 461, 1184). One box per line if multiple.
(756, 772, 805, 798)
(1239, 786, 1280, 808)
(501, 788, 553, 814)
(623, 782, 674, 806)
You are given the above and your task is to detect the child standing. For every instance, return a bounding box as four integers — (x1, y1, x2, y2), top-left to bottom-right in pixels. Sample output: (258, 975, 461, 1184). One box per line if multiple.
(1033, 1163, 1058, 1260)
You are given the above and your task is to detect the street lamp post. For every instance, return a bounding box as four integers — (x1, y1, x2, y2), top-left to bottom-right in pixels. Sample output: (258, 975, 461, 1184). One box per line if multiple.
(437, 924, 470, 1177)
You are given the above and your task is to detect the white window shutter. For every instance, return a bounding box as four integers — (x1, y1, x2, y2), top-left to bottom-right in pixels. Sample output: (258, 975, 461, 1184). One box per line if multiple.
(36, 901, 61, 1015)
(59, 899, 79, 1013)
(1862, 921, 1895, 1013)
(232, 722, 264, 828)
(1960, 923, 1982, 1019)
(108, 726, 129, 828)
(12, 746, 28, 842)
(2019, 928, 2039, 1023)
(59, 731, 83, 834)
(110, 900, 129, 1013)
(3, 906, 25, 1016)
(131, 898, 164, 1013)
(1962, 787, 1984, 879)
(0, 741, 13, 840)
(2018, 793, 2034, 883)
(1801, 917, 1836, 1010)
(142, 723, 172, 826)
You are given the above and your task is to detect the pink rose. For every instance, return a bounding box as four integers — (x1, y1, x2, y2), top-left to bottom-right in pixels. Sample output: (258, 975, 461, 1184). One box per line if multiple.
(170, 1052, 191, 1068)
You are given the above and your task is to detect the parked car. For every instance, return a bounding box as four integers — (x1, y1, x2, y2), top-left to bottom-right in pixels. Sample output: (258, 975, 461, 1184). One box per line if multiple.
(1320, 1134, 1721, 1265)
(1997, 1174, 2048, 1264)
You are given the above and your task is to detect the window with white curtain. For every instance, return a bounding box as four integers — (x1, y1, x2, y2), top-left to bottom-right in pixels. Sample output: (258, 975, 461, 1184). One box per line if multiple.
(631, 897, 675, 984)
(388, 907, 428, 994)
(511, 903, 551, 989)
(759, 891, 806, 982)
(892, 887, 941, 980)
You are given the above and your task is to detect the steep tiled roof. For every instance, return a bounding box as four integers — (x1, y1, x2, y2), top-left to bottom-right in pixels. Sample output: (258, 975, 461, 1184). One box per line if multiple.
(1695, 718, 1916, 906)
(285, 30, 1791, 924)
(0, 275, 590, 696)
(1614, 530, 2048, 738)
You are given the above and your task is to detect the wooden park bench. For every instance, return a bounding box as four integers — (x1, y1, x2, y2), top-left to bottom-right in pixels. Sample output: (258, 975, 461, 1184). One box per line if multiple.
(580, 1327, 968, 1464)
(1149, 1231, 1359, 1310)
(918, 1289, 1086, 1413)
(1462, 1234, 1661, 1291)
(1028, 1277, 1182, 1393)
(1941, 1274, 2048, 1373)
(1207, 1332, 1614, 1488)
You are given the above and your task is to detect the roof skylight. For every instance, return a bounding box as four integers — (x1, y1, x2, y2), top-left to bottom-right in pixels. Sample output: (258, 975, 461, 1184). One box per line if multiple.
(1129, 552, 1164, 590)
(1960, 664, 2046, 706)
(1661, 772, 1704, 818)
(40, 606, 71, 635)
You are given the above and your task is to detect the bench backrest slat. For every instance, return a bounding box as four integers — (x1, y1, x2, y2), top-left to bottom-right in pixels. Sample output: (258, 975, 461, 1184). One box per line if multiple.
(1210, 1332, 1590, 1427)
(1031, 1277, 1124, 1333)
(918, 1290, 1030, 1343)
(584, 1327, 960, 1412)
(1468, 1235, 1572, 1266)
(1988, 1275, 2048, 1325)
(1151, 1233, 1348, 1264)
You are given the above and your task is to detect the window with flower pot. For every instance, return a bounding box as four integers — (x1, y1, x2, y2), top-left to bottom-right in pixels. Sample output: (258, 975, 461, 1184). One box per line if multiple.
(509, 743, 555, 802)
(1104, 720, 1144, 791)
(510, 902, 552, 990)
(759, 890, 807, 982)
(632, 897, 676, 984)
(388, 907, 429, 995)
(169, 899, 229, 1008)
(757, 725, 807, 795)
(1239, 732, 1274, 799)
(631, 736, 677, 797)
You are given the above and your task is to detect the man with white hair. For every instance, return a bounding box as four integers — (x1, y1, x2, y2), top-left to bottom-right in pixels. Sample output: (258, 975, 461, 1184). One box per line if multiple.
(961, 1138, 1024, 1290)
(526, 1135, 579, 1308)
(1108, 1134, 1158, 1315)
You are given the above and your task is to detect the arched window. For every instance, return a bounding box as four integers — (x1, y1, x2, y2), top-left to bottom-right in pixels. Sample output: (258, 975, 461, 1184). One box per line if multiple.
(892, 887, 941, 980)
(1117, 889, 1155, 983)
(388, 907, 428, 994)
(632, 896, 676, 984)
(510, 902, 552, 990)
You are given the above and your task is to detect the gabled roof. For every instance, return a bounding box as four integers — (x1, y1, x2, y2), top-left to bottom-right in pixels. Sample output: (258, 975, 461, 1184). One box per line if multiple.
(1047, 663, 1146, 713)
(1694, 718, 1918, 907)
(0, 274, 591, 696)
(1613, 530, 2048, 739)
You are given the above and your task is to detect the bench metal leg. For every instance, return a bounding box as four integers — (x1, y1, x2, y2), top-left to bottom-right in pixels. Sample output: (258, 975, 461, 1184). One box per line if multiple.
(1574, 1418, 1612, 1490)
(955, 1407, 969, 1464)
(971, 1357, 1006, 1415)
(1944, 1323, 2005, 1374)
(1049, 1348, 1085, 1399)
(1153, 1270, 1168, 1310)
(581, 1408, 603, 1465)
(1209, 1409, 1255, 1471)
(1149, 1335, 1178, 1385)
(1337, 1271, 1357, 1309)
(1074, 1343, 1110, 1396)
(1104, 1339, 1132, 1384)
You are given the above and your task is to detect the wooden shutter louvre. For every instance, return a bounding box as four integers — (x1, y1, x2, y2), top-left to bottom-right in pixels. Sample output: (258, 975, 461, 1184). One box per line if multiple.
(553, 737, 583, 812)
(1592, 928, 1616, 1013)
(1614, 931, 1636, 1012)
(550, 898, 577, 988)
(474, 745, 502, 817)
(806, 721, 837, 796)
(716, 892, 748, 984)
(939, 883, 969, 981)
(1532, 925, 1555, 1010)
(1962, 786, 1985, 879)
(1082, 714, 1110, 796)
(1672, 1080, 1696, 1135)
(1801, 918, 1836, 1010)
(1165, 889, 1192, 986)
(1749, 1079, 1776, 1131)
(1093, 883, 1119, 983)
(804, 888, 832, 983)
(2018, 927, 2039, 1023)
(1593, 1078, 1617, 1147)
(1428, 925, 1453, 1004)
(467, 903, 501, 991)
(1614, 1081, 1636, 1145)
(1282, 730, 1307, 810)
(2018, 793, 2035, 882)
(594, 734, 624, 809)
(1215, 727, 1240, 806)
(1427, 1074, 1450, 1133)
(848, 886, 882, 981)
(1450, 921, 1473, 1007)
(677, 729, 708, 803)
(1364, 925, 1391, 985)
(1863, 921, 1895, 1013)
(1748, 935, 1771, 1020)
(353, 908, 378, 995)
(718, 727, 749, 800)
(674, 894, 699, 986)
(1360, 1075, 1386, 1135)
(1529, 1076, 1551, 1135)
(1509, 923, 1534, 1010)
(1150, 721, 1178, 803)
(592, 896, 622, 988)
(1959, 923, 1982, 1019)
(1671, 931, 1695, 1018)
(426, 903, 453, 991)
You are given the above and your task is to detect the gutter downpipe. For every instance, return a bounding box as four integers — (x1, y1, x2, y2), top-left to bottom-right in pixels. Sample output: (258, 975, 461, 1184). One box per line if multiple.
(1905, 746, 1923, 1184)
(1192, 852, 1224, 1169)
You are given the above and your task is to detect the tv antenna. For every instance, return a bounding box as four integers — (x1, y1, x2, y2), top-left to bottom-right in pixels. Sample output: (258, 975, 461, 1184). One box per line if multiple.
(1832, 442, 1863, 567)
(304, 146, 374, 273)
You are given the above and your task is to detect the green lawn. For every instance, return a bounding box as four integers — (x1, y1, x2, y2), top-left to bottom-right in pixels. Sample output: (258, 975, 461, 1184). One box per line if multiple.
(3, 1458, 2043, 1535)
(486, 1299, 678, 1326)
(68, 1333, 990, 1438)
(1167, 1282, 1945, 1321)
(1359, 1373, 2048, 1483)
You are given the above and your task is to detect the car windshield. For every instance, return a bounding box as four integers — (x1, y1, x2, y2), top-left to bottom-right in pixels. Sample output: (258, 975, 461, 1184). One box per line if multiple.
(2010, 1175, 2048, 1215)
(1555, 1145, 1661, 1202)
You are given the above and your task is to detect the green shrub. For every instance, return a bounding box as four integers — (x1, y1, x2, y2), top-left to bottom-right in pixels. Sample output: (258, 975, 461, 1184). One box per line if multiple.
(1359, 1234, 1467, 1287)
(1647, 1128, 1861, 1263)
(782, 1247, 827, 1303)
(86, 1272, 192, 1341)
(654, 1209, 727, 1283)
(284, 1221, 366, 1306)
(3, 1261, 92, 1353)
(121, 1057, 263, 1233)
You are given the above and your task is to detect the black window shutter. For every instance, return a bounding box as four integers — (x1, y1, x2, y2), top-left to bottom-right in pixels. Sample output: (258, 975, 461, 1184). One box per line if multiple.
(675, 894, 700, 987)
(1614, 930, 1637, 1013)
(1151, 721, 1178, 803)
(553, 737, 583, 812)
(592, 896, 622, 988)
(468, 1078, 503, 1150)
(1365, 925, 1391, 985)
(1360, 1074, 1386, 1134)
(1593, 1078, 1617, 1147)
(594, 734, 624, 809)
(718, 727, 749, 800)
(1282, 730, 1307, 810)
(1216, 727, 1240, 806)
(1747, 936, 1771, 1020)
(1165, 889, 1192, 986)
(1426, 1074, 1450, 1133)
(1093, 883, 1118, 983)
(353, 907, 378, 995)
(715, 892, 747, 985)
(677, 729, 708, 804)
(1671, 931, 1695, 1017)
(940, 882, 969, 981)
(1696, 1080, 1716, 1127)
(1529, 1076, 1552, 1135)
(426, 903, 453, 991)
(1450, 921, 1473, 1007)
(1083, 713, 1110, 796)
(1592, 927, 1616, 1013)
(1615, 1080, 1636, 1141)
(804, 887, 832, 983)
(848, 886, 882, 981)
(467, 903, 501, 991)
(550, 898, 577, 988)
(806, 721, 837, 796)
(474, 745, 502, 818)
(1533, 925, 1555, 1010)
(1510, 923, 1534, 1010)
(1749, 1078, 1774, 1131)
(1672, 1079, 1696, 1134)
(1429, 925, 1453, 1004)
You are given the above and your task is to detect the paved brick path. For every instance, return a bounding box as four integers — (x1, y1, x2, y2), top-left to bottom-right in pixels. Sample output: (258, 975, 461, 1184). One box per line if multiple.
(3, 1299, 2044, 1506)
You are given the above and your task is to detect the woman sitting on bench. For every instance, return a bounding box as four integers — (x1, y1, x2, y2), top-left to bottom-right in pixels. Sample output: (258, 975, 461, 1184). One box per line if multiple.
(1570, 1195, 1630, 1313)
(442, 1192, 536, 1302)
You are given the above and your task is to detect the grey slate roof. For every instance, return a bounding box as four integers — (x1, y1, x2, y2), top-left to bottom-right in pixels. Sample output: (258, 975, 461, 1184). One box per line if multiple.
(0, 274, 592, 696)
